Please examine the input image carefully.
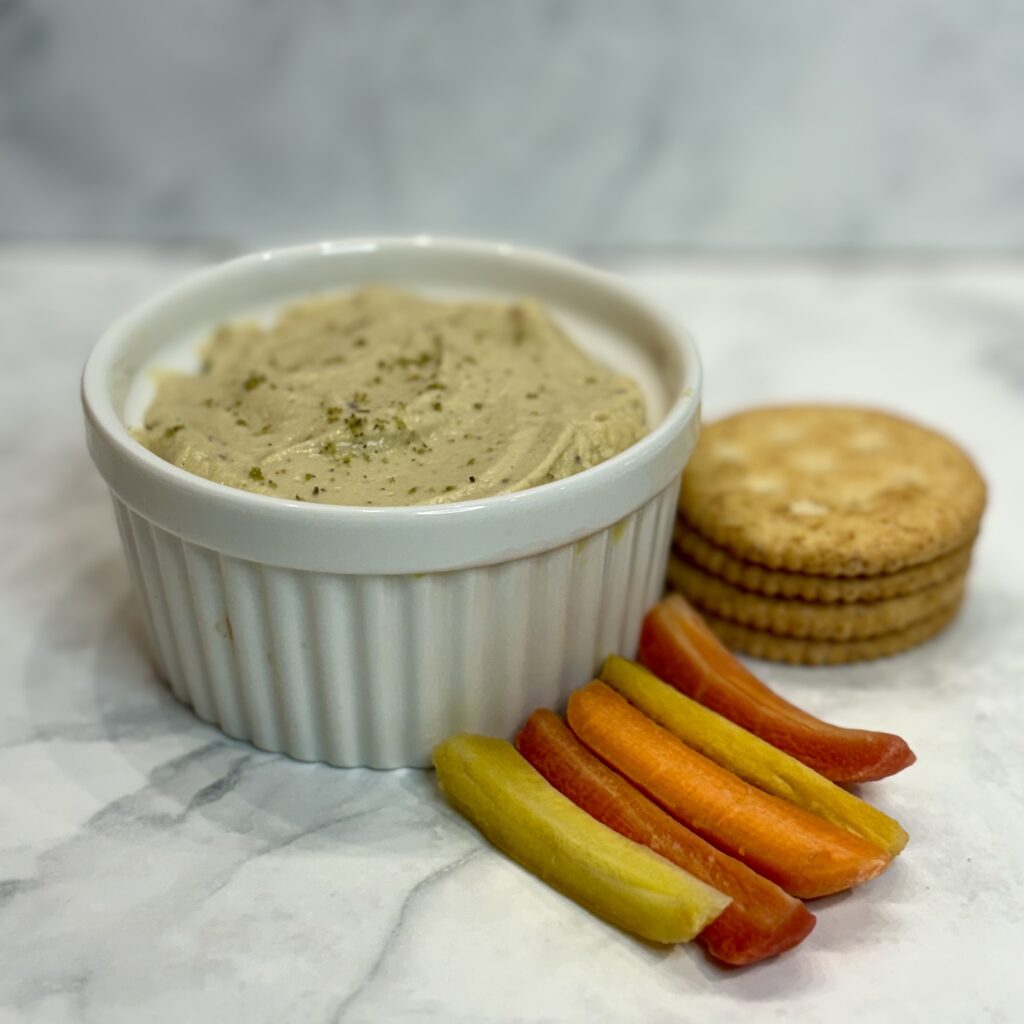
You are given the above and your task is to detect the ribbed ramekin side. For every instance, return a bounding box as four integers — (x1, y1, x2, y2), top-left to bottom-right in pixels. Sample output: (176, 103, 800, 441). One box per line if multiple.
(350, 574, 405, 766)
(642, 476, 681, 612)
(214, 554, 283, 752)
(622, 476, 681, 657)
(178, 543, 247, 740)
(255, 563, 322, 761)
(111, 497, 166, 682)
(408, 570, 481, 761)
(118, 504, 189, 707)
(320, 571, 379, 765)
(110, 482, 680, 768)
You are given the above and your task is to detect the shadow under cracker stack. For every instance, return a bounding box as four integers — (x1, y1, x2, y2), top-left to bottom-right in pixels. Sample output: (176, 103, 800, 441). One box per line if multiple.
(671, 405, 987, 665)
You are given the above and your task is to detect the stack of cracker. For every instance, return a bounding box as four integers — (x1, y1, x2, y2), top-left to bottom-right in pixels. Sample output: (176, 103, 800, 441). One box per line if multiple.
(669, 406, 986, 665)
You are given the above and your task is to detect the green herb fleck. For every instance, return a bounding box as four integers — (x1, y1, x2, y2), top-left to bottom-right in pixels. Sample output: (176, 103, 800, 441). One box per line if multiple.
(432, 401, 443, 412)
(163, 423, 185, 439)
(243, 372, 266, 391)
(249, 467, 264, 481)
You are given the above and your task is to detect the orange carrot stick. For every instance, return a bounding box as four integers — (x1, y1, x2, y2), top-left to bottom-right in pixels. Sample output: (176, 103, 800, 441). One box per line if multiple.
(517, 709, 815, 965)
(600, 656, 908, 857)
(639, 595, 916, 783)
(567, 682, 891, 899)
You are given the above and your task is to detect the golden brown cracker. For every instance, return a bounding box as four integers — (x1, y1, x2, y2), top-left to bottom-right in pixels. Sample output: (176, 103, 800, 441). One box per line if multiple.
(673, 520, 975, 603)
(700, 600, 963, 666)
(679, 406, 986, 576)
(667, 556, 966, 640)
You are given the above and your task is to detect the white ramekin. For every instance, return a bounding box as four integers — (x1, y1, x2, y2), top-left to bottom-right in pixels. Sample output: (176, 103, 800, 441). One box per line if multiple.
(82, 238, 702, 768)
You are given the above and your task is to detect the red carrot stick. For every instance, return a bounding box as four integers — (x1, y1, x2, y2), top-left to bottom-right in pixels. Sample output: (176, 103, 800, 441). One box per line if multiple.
(639, 595, 916, 783)
(516, 709, 815, 965)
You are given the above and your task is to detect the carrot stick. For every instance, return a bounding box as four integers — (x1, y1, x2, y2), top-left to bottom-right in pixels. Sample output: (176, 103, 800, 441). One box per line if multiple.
(567, 682, 891, 899)
(516, 709, 815, 965)
(639, 594, 917, 783)
(600, 656, 909, 857)
(433, 734, 730, 944)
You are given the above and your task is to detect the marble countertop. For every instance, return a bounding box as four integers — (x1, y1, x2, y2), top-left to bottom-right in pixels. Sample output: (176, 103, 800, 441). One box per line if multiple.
(2, 249, 1023, 1023)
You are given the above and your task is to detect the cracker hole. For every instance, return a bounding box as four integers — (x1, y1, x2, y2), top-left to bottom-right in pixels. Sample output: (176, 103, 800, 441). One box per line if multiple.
(744, 474, 782, 495)
(849, 429, 890, 452)
(767, 425, 801, 444)
(712, 441, 748, 465)
(886, 467, 926, 487)
(791, 449, 836, 473)
(788, 499, 829, 517)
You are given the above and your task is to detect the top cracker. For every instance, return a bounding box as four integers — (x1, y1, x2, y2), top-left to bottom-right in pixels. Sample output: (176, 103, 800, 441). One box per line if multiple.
(679, 406, 986, 576)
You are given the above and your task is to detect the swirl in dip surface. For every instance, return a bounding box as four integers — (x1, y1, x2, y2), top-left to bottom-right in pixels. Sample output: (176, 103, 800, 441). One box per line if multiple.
(137, 288, 648, 506)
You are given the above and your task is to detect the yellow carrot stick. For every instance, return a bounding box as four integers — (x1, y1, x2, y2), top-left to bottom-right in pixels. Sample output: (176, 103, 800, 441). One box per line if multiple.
(434, 734, 730, 944)
(601, 655, 908, 857)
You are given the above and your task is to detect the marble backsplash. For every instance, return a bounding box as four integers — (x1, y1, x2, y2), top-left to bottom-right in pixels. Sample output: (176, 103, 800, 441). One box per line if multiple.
(1, 0, 1023, 252)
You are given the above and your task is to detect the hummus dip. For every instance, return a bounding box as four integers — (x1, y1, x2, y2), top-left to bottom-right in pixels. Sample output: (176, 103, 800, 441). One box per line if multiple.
(137, 288, 648, 506)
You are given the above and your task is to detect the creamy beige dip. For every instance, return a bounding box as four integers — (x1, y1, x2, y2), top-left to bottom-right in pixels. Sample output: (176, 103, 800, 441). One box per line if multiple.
(137, 288, 648, 506)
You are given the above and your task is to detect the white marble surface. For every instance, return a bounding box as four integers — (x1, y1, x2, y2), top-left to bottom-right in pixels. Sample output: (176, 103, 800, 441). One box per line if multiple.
(3, 1, 1024, 251)
(2, 248, 1024, 1022)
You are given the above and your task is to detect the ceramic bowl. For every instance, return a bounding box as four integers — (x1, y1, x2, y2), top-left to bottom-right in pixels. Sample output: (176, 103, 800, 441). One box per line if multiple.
(82, 237, 702, 767)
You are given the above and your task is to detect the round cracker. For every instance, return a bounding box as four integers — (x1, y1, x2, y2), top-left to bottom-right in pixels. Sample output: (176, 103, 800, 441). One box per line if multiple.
(667, 556, 966, 640)
(700, 600, 963, 666)
(679, 406, 986, 576)
(673, 520, 976, 603)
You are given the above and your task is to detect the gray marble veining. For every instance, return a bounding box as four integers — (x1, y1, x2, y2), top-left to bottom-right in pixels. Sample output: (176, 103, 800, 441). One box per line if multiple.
(2, 249, 1024, 1021)
(2, 1, 1024, 251)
